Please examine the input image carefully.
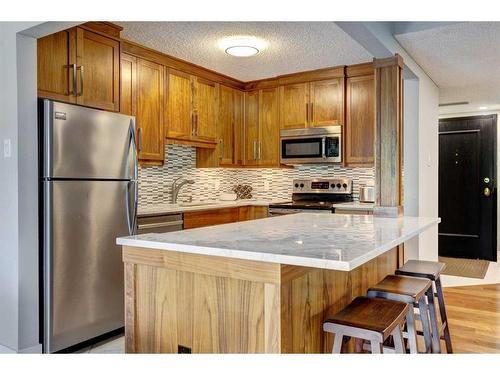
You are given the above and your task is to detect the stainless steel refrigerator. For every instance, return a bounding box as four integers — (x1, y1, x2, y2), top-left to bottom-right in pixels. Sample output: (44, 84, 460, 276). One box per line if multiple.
(39, 99, 138, 353)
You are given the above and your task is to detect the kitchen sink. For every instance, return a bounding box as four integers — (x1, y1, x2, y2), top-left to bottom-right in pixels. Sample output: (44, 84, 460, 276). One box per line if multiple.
(177, 201, 218, 207)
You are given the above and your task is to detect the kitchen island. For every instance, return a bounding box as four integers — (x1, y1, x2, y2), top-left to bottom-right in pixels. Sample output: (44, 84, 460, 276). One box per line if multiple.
(117, 213, 439, 353)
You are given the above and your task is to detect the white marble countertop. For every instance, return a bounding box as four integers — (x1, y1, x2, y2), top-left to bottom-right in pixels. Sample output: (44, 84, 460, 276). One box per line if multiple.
(118, 213, 440, 271)
(138, 199, 285, 216)
(332, 201, 375, 211)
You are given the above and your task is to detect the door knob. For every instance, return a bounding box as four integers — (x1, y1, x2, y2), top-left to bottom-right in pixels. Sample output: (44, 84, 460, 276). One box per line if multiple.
(484, 187, 491, 197)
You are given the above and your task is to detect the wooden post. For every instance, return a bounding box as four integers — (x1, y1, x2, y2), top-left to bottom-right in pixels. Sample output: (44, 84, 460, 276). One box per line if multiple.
(373, 54, 404, 218)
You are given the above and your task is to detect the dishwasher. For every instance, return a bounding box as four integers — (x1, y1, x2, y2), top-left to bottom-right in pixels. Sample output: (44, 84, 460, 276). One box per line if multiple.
(137, 213, 184, 234)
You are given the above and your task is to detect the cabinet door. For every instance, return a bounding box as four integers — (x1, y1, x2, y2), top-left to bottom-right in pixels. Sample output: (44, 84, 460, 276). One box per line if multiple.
(37, 28, 77, 103)
(183, 208, 240, 229)
(259, 88, 280, 166)
(244, 90, 260, 166)
(309, 78, 344, 127)
(120, 53, 137, 116)
(233, 89, 244, 166)
(76, 28, 120, 111)
(218, 85, 235, 166)
(279, 83, 309, 129)
(345, 75, 374, 166)
(194, 78, 218, 143)
(136, 59, 165, 163)
(166, 69, 193, 140)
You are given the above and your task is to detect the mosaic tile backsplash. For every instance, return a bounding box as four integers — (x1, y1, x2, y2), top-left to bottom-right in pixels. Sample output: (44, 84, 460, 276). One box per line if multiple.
(138, 145, 375, 210)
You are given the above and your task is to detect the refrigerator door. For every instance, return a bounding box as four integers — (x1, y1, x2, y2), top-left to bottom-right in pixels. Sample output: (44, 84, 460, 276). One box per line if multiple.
(42, 99, 137, 180)
(43, 179, 137, 353)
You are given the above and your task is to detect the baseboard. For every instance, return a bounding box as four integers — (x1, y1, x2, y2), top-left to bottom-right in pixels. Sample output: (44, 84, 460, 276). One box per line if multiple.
(0, 344, 16, 354)
(0, 343, 42, 354)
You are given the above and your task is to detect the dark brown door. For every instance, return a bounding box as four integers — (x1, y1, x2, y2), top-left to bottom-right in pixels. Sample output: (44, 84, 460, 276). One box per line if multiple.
(438, 115, 497, 261)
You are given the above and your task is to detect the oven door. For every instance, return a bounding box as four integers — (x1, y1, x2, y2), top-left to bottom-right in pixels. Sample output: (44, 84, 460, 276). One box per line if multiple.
(280, 135, 341, 164)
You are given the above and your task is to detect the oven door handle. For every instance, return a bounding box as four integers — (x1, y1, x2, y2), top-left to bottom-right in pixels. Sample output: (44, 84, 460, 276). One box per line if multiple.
(321, 137, 326, 159)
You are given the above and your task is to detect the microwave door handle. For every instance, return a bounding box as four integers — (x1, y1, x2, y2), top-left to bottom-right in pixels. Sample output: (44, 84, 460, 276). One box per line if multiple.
(322, 137, 326, 159)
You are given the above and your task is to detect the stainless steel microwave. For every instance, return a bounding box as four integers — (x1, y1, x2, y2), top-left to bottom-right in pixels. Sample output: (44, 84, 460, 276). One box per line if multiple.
(280, 126, 342, 165)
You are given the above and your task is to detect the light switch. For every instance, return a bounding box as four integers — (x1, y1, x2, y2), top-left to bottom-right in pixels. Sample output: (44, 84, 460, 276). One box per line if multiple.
(3, 139, 11, 158)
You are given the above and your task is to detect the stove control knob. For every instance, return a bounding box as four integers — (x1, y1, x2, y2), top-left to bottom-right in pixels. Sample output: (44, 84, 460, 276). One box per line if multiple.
(295, 183, 299, 188)
(343, 183, 348, 189)
(330, 183, 335, 189)
(336, 183, 341, 189)
(300, 183, 304, 188)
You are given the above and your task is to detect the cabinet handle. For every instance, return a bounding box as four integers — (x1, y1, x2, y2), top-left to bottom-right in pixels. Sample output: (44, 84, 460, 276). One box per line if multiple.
(310, 103, 314, 123)
(77, 65, 84, 96)
(137, 127, 143, 153)
(258, 141, 262, 160)
(219, 139, 224, 160)
(191, 112, 195, 136)
(253, 140, 257, 161)
(306, 103, 309, 124)
(195, 112, 199, 136)
(70, 64, 77, 96)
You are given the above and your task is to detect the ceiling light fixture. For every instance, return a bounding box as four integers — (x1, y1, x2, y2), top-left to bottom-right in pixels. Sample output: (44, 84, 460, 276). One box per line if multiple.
(479, 106, 488, 110)
(219, 36, 267, 57)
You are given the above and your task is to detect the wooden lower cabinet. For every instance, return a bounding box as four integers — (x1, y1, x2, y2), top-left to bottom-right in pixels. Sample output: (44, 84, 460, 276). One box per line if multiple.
(122, 246, 397, 353)
(184, 206, 269, 229)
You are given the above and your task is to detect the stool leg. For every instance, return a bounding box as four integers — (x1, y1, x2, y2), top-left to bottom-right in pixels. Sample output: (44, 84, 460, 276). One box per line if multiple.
(370, 340, 383, 354)
(435, 278, 453, 353)
(332, 333, 343, 354)
(391, 325, 405, 354)
(425, 286, 441, 353)
(418, 296, 432, 353)
(405, 307, 419, 354)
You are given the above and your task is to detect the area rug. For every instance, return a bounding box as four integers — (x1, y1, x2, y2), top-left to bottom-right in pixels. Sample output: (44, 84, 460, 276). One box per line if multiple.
(439, 256, 490, 279)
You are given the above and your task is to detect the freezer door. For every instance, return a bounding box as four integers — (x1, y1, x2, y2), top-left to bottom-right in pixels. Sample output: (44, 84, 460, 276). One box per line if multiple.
(42, 100, 137, 180)
(43, 180, 137, 353)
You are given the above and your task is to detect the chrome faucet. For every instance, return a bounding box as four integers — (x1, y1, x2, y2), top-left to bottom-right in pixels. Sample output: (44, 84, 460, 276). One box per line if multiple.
(171, 177, 195, 204)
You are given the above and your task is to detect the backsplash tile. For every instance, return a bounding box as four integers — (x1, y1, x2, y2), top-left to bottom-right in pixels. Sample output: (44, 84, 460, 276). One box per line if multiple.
(138, 145, 374, 210)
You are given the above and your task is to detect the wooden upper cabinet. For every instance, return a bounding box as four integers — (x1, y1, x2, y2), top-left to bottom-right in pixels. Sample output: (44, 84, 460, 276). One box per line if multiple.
(244, 90, 260, 166)
(309, 78, 344, 127)
(218, 85, 236, 166)
(37, 29, 77, 103)
(136, 58, 165, 163)
(279, 83, 308, 130)
(259, 88, 279, 166)
(345, 74, 375, 166)
(120, 53, 137, 116)
(194, 78, 218, 143)
(233, 89, 244, 165)
(76, 28, 120, 111)
(166, 69, 193, 140)
(37, 27, 120, 112)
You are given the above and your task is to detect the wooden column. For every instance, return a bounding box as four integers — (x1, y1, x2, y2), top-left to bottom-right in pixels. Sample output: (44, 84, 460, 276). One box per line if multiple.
(373, 54, 404, 218)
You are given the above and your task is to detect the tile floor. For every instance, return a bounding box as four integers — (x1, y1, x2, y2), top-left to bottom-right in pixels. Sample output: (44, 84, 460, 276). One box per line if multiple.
(76, 335, 124, 354)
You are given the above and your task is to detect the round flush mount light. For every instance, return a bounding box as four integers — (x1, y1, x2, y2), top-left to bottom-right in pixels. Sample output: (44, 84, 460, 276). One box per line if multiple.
(218, 36, 268, 57)
(225, 45, 260, 57)
(479, 106, 488, 110)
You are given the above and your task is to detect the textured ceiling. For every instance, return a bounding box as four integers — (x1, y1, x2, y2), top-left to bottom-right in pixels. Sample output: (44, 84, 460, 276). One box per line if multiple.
(395, 22, 500, 112)
(117, 22, 373, 81)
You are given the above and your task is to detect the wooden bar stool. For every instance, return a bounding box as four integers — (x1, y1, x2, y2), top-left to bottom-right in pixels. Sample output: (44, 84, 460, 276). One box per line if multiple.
(323, 296, 409, 354)
(367, 275, 434, 353)
(396, 260, 452, 353)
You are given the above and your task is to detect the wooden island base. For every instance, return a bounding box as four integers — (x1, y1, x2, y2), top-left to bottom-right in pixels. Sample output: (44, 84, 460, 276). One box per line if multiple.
(123, 246, 398, 353)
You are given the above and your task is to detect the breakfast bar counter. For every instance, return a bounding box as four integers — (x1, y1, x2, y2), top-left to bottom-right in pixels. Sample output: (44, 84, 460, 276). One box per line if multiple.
(117, 213, 440, 353)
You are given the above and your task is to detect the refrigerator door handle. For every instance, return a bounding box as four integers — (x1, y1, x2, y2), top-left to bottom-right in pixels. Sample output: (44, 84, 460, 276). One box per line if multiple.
(125, 181, 138, 235)
(127, 119, 138, 181)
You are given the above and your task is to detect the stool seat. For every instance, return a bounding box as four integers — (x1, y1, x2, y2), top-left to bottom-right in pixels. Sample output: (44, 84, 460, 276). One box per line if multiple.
(368, 275, 432, 301)
(395, 260, 446, 281)
(324, 296, 408, 338)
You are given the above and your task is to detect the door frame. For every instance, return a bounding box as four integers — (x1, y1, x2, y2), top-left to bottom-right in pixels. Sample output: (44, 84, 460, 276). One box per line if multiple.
(438, 114, 497, 261)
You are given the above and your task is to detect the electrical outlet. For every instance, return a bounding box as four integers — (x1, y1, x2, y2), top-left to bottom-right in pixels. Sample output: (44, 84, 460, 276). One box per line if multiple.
(3, 139, 11, 158)
(263, 180, 270, 191)
(178, 345, 192, 354)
